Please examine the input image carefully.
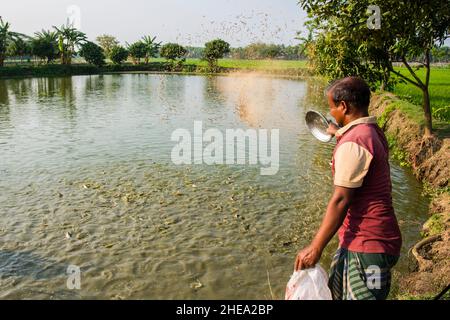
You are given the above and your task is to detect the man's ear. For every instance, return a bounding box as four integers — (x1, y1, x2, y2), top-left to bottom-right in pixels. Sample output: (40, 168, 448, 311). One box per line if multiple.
(340, 101, 349, 114)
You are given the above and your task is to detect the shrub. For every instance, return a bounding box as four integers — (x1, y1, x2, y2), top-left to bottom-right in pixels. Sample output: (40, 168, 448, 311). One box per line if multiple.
(109, 46, 128, 65)
(79, 41, 105, 67)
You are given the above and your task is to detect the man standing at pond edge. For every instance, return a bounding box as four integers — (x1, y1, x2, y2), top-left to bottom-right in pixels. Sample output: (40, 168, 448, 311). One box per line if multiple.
(295, 76, 402, 300)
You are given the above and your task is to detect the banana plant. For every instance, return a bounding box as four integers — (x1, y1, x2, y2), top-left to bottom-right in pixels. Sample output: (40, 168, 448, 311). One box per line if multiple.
(53, 24, 87, 65)
(141, 35, 161, 64)
(0, 17, 30, 66)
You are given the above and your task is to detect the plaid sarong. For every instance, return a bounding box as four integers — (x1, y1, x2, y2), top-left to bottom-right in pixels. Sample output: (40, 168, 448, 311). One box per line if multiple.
(328, 247, 399, 300)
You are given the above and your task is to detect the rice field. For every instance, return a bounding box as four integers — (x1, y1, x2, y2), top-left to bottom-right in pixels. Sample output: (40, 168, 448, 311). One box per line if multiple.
(392, 66, 450, 122)
(148, 58, 309, 70)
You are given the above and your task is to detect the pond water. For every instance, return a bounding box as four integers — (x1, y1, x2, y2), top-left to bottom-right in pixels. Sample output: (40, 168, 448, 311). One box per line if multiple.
(0, 74, 429, 299)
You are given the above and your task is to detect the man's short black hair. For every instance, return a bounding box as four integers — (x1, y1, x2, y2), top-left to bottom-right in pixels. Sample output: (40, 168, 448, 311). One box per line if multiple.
(326, 76, 371, 112)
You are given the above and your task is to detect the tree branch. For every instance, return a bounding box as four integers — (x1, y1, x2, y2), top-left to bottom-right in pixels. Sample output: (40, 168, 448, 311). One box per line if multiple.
(389, 66, 421, 88)
(401, 56, 425, 88)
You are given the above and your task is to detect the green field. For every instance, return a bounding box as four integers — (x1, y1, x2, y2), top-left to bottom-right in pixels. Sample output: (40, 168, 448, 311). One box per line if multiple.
(392, 66, 450, 122)
(146, 58, 308, 70)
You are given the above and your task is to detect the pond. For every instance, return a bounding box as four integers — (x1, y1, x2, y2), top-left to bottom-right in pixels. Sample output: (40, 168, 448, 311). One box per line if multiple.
(0, 73, 429, 299)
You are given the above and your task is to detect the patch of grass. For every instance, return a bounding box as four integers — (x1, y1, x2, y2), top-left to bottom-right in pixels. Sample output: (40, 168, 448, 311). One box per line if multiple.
(383, 97, 450, 137)
(393, 66, 450, 122)
(421, 213, 445, 237)
(146, 58, 308, 70)
(422, 181, 450, 198)
(397, 289, 450, 300)
(377, 103, 396, 129)
(218, 59, 308, 70)
(396, 293, 435, 300)
(386, 134, 410, 167)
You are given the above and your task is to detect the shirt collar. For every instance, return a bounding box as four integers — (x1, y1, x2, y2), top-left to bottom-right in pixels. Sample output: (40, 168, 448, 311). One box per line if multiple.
(336, 116, 378, 137)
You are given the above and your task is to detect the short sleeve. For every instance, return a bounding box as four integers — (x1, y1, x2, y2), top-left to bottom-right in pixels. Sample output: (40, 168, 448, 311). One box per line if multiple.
(334, 142, 373, 188)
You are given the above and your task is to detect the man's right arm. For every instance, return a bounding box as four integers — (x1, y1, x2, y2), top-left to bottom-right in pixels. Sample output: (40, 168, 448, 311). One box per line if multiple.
(295, 186, 354, 271)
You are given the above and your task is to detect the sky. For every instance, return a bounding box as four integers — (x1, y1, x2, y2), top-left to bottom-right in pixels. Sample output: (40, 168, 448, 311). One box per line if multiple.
(1, 0, 309, 47)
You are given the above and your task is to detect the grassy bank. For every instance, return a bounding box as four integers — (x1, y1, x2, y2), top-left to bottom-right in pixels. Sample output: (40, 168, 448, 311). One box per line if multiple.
(370, 92, 449, 300)
(0, 59, 310, 79)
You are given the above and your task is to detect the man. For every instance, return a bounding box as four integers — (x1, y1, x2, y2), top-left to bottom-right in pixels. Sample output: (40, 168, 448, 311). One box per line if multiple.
(295, 76, 402, 300)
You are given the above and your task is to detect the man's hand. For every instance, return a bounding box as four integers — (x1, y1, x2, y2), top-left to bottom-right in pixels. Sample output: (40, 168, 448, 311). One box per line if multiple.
(294, 244, 322, 271)
(327, 123, 339, 136)
(294, 186, 355, 272)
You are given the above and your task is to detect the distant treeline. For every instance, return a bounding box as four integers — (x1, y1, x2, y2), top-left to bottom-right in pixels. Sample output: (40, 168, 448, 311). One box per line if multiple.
(185, 43, 307, 60)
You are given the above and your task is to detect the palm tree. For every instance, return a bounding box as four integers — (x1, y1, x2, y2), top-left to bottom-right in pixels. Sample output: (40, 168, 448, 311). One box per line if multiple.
(141, 35, 161, 64)
(6, 37, 31, 63)
(53, 24, 87, 65)
(0, 16, 30, 66)
(35, 29, 58, 42)
(32, 29, 59, 64)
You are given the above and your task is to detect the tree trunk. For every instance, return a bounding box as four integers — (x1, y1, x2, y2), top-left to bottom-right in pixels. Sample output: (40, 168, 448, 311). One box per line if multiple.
(0, 56, 4, 67)
(422, 50, 432, 137)
(422, 87, 433, 136)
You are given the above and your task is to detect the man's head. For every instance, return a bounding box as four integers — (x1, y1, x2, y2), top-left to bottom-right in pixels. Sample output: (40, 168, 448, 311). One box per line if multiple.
(325, 76, 371, 127)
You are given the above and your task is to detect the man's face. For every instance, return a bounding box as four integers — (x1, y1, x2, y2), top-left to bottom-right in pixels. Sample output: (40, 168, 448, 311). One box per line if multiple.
(327, 91, 345, 127)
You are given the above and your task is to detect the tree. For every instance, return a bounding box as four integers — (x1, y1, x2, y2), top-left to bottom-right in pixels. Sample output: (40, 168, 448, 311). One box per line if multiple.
(202, 39, 230, 72)
(281, 44, 307, 60)
(299, 20, 383, 89)
(298, 0, 450, 136)
(53, 24, 87, 65)
(126, 41, 146, 64)
(185, 46, 204, 59)
(160, 43, 187, 70)
(141, 36, 161, 64)
(244, 42, 267, 59)
(230, 47, 245, 59)
(7, 37, 31, 62)
(0, 17, 29, 66)
(31, 30, 59, 63)
(79, 41, 105, 67)
(109, 46, 128, 65)
(96, 34, 119, 58)
(431, 46, 450, 63)
(263, 44, 282, 59)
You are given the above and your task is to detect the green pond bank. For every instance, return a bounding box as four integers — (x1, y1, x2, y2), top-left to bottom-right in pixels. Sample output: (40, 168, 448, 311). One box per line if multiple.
(370, 93, 450, 300)
(0, 61, 311, 79)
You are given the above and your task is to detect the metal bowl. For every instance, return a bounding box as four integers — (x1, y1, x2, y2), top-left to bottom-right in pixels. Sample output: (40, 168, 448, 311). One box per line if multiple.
(305, 110, 333, 143)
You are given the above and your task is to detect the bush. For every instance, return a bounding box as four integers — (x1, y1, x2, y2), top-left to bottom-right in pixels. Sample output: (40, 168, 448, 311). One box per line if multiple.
(432, 105, 450, 122)
(109, 46, 129, 65)
(31, 38, 59, 63)
(79, 42, 105, 67)
(202, 39, 230, 72)
(160, 43, 187, 70)
(127, 41, 146, 64)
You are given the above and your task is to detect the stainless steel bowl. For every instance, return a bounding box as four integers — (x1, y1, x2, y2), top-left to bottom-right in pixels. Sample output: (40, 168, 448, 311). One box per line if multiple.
(305, 110, 333, 143)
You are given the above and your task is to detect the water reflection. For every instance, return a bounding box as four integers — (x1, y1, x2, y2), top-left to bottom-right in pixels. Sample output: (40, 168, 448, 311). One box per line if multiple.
(0, 80, 10, 106)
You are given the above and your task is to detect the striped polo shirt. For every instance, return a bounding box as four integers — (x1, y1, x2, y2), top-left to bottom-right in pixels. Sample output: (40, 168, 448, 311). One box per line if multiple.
(332, 116, 402, 256)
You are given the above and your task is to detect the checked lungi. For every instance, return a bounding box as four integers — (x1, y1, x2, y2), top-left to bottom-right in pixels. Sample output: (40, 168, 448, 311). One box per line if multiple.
(328, 247, 399, 300)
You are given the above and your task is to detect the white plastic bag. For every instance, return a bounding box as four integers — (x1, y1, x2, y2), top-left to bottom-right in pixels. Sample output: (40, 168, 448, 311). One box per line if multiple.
(285, 264, 332, 300)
